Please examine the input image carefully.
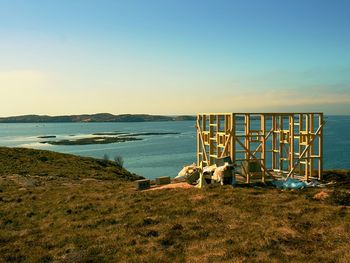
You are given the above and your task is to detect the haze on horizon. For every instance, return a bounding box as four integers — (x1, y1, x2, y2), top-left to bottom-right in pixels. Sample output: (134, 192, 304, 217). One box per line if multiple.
(0, 0, 350, 117)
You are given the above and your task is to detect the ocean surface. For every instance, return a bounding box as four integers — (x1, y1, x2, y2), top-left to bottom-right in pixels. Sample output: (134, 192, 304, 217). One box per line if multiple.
(0, 116, 349, 179)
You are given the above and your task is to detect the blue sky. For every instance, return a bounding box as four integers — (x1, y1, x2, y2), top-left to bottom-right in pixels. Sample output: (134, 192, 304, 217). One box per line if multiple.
(0, 0, 349, 116)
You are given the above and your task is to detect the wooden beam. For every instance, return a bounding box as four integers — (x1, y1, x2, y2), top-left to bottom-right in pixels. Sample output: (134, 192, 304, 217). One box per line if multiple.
(289, 115, 294, 173)
(279, 115, 283, 171)
(272, 115, 277, 170)
(287, 121, 325, 178)
(196, 119, 209, 165)
(299, 113, 303, 176)
(252, 129, 273, 155)
(230, 113, 235, 164)
(305, 114, 309, 180)
(216, 114, 220, 157)
(235, 137, 275, 178)
(220, 129, 233, 158)
(197, 114, 200, 165)
(209, 115, 214, 165)
(318, 113, 323, 180)
(261, 114, 266, 182)
(310, 113, 314, 177)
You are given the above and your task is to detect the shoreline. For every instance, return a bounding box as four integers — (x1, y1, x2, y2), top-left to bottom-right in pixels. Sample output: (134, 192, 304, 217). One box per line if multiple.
(39, 132, 181, 146)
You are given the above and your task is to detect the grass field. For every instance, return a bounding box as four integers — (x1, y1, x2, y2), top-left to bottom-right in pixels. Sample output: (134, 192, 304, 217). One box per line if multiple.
(0, 147, 349, 262)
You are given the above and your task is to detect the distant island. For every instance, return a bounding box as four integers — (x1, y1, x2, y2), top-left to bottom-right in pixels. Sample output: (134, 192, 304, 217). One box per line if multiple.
(40, 132, 180, 145)
(0, 113, 196, 123)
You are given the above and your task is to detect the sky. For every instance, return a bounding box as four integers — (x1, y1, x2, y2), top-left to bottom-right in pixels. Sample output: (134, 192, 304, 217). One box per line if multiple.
(0, 0, 350, 116)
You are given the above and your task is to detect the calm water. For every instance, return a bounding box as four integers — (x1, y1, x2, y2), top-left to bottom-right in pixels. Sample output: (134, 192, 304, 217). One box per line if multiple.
(0, 116, 349, 179)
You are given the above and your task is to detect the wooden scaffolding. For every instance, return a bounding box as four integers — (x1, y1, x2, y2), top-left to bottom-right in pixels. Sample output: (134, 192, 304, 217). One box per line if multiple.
(196, 113, 324, 182)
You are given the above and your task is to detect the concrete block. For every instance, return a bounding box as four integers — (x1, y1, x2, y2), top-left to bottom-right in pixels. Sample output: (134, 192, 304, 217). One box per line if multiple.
(155, 176, 171, 185)
(135, 179, 150, 190)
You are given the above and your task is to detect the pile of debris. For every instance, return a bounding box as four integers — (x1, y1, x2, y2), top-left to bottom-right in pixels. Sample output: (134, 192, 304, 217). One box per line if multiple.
(176, 157, 236, 188)
(175, 156, 335, 190)
(134, 160, 350, 192)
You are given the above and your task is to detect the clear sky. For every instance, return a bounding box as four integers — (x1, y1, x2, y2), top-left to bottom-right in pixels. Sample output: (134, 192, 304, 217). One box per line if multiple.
(0, 0, 349, 116)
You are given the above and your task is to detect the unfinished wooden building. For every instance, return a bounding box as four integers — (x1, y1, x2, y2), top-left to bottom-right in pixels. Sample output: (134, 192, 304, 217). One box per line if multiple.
(196, 113, 324, 183)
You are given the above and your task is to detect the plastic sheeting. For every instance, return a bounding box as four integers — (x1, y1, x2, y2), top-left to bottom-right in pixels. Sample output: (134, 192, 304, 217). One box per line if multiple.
(272, 178, 307, 190)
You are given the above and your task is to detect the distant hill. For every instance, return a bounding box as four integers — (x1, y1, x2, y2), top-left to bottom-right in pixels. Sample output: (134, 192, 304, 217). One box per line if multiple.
(0, 113, 196, 123)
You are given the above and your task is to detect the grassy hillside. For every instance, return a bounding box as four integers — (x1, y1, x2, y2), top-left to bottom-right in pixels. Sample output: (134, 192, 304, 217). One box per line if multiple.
(0, 147, 349, 262)
(0, 147, 143, 181)
(0, 113, 196, 123)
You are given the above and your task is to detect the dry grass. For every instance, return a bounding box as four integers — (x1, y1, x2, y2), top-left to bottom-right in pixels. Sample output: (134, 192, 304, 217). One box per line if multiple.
(0, 147, 349, 262)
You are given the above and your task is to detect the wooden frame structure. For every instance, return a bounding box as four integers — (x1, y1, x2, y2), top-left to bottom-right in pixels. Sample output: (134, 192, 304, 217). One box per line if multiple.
(196, 113, 324, 183)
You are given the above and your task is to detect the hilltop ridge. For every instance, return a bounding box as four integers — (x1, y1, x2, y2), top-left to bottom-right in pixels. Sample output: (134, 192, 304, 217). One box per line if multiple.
(0, 113, 196, 123)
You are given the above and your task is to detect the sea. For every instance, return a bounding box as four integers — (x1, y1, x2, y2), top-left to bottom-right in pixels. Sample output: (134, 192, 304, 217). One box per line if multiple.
(0, 115, 349, 179)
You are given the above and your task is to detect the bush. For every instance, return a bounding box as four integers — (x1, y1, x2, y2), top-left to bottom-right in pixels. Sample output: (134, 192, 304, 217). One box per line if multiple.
(329, 190, 350, 206)
(114, 155, 124, 168)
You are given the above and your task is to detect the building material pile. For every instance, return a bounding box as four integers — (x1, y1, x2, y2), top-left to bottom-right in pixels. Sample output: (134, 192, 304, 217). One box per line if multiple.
(177, 157, 236, 187)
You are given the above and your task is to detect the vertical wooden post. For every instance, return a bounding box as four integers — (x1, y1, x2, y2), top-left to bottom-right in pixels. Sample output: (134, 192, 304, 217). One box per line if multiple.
(305, 114, 310, 180)
(244, 114, 250, 183)
(202, 114, 206, 166)
(318, 113, 323, 180)
(230, 114, 235, 164)
(224, 114, 228, 157)
(197, 114, 200, 166)
(279, 115, 283, 171)
(310, 113, 314, 177)
(209, 114, 214, 165)
(216, 114, 220, 158)
(289, 114, 294, 175)
(272, 115, 276, 170)
(261, 114, 266, 182)
(299, 113, 303, 177)
(244, 114, 249, 160)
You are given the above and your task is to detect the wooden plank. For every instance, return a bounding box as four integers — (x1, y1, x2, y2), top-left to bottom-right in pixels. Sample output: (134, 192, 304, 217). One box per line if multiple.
(231, 113, 235, 164)
(197, 114, 200, 166)
(299, 113, 303, 176)
(279, 115, 283, 171)
(287, 121, 325, 178)
(235, 137, 275, 178)
(261, 114, 266, 182)
(209, 115, 214, 165)
(319, 113, 323, 180)
(310, 113, 314, 177)
(197, 119, 209, 165)
(201, 115, 206, 165)
(272, 115, 277, 170)
(290, 115, 294, 173)
(241, 161, 250, 183)
(305, 114, 309, 180)
(252, 129, 273, 155)
(217, 115, 221, 157)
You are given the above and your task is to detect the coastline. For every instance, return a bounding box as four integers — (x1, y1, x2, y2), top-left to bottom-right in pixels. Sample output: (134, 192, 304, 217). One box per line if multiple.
(0, 114, 196, 123)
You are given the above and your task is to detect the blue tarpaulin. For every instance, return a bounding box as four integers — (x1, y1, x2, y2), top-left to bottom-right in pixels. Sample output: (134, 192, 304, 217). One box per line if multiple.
(272, 178, 307, 190)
